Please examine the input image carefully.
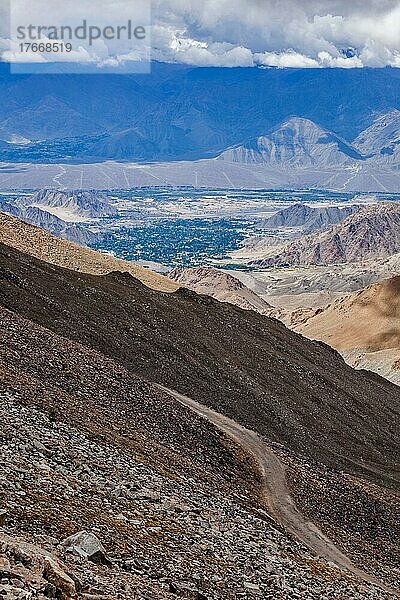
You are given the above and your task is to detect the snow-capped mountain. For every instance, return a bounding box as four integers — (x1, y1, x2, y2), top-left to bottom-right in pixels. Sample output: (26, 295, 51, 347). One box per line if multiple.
(218, 118, 364, 167)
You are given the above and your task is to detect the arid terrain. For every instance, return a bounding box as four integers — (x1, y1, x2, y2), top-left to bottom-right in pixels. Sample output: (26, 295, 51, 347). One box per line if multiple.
(1, 211, 399, 599)
(293, 276, 400, 385)
(0, 212, 178, 292)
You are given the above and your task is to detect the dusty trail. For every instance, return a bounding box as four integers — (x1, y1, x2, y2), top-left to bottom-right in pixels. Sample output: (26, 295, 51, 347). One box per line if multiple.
(157, 384, 397, 596)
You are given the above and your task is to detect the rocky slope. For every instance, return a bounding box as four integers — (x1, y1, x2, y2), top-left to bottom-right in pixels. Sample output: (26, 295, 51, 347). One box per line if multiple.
(262, 203, 361, 235)
(1, 241, 398, 490)
(0, 212, 178, 292)
(294, 276, 400, 385)
(1, 242, 399, 596)
(168, 266, 276, 315)
(230, 253, 400, 312)
(1, 311, 396, 599)
(252, 203, 400, 267)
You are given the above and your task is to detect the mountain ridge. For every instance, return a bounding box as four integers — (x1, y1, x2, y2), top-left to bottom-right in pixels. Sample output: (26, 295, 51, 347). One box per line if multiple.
(218, 117, 366, 167)
(2, 65, 400, 163)
(261, 202, 362, 234)
(0, 211, 178, 292)
(252, 203, 400, 267)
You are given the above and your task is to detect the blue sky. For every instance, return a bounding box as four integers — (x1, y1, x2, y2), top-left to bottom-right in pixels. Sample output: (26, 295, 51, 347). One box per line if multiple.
(1, 0, 400, 68)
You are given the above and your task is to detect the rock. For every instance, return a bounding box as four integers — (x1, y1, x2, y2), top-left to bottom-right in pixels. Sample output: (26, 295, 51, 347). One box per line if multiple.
(243, 581, 261, 593)
(0, 555, 11, 572)
(134, 488, 161, 502)
(43, 557, 76, 599)
(169, 582, 208, 599)
(0, 510, 7, 526)
(61, 531, 111, 566)
(42, 582, 58, 598)
(33, 439, 47, 453)
(0, 585, 33, 599)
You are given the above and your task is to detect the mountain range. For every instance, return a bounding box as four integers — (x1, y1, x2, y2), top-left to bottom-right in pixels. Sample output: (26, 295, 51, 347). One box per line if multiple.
(0, 64, 400, 163)
(261, 202, 361, 234)
(218, 118, 365, 167)
(0, 190, 116, 245)
(4, 113, 400, 190)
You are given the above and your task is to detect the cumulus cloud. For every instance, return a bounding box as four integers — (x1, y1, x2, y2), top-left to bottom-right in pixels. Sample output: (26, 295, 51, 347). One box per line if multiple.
(2, 0, 400, 68)
(151, 0, 400, 67)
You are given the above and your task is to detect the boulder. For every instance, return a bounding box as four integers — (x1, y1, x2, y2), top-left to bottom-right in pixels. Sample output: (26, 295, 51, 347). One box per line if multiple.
(61, 531, 111, 566)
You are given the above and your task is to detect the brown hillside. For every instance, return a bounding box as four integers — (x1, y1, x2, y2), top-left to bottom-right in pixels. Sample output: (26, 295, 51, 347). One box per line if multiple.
(0, 211, 178, 292)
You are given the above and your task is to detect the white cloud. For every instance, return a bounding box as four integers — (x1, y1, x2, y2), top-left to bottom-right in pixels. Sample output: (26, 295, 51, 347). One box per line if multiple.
(152, 0, 400, 67)
(255, 51, 319, 69)
(2, 0, 400, 68)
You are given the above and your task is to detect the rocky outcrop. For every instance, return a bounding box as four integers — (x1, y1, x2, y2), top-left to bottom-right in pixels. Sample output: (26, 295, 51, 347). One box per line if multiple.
(43, 557, 77, 599)
(1, 241, 398, 491)
(1, 242, 399, 596)
(62, 532, 111, 566)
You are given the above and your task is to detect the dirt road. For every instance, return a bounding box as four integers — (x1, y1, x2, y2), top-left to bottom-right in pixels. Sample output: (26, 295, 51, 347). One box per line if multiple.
(157, 384, 397, 596)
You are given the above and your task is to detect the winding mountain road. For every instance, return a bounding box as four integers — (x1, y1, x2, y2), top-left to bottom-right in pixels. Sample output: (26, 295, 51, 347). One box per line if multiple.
(157, 384, 397, 596)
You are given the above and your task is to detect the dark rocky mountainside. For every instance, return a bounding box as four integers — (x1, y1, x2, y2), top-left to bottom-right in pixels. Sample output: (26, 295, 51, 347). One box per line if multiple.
(1, 242, 398, 491)
(168, 266, 275, 315)
(2, 307, 397, 599)
(1, 241, 399, 597)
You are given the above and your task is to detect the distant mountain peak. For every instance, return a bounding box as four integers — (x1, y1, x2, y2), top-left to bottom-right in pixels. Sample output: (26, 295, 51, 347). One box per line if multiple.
(218, 116, 364, 166)
(21, 189, 117, 219)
